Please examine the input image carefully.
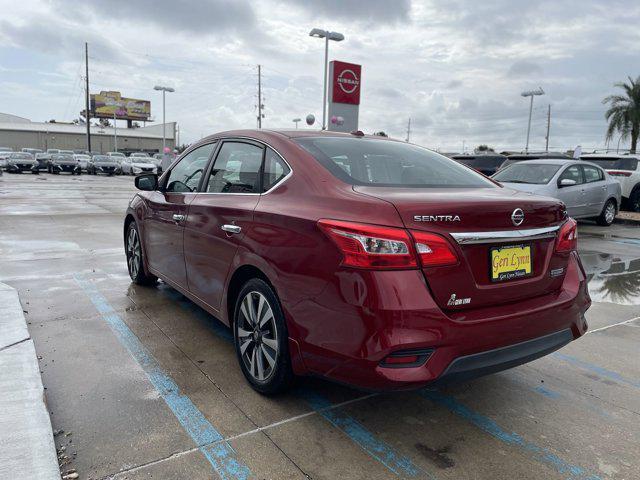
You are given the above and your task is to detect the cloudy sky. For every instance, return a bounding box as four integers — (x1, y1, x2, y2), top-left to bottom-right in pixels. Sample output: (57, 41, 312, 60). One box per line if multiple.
(1, 0, 639, 152)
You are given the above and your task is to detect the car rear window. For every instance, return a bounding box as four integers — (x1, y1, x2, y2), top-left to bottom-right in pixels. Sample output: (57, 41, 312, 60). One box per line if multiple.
(581, 157, 638, 170)
(295, 137, 495, 188)
(493, 163, 562, 184)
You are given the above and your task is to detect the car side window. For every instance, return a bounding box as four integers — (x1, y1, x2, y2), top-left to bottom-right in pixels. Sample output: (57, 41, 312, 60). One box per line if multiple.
(165, 143, 216, 193)
(583, 165, 604, 183)
(559, 165, 583, 185)
(206, 142, 264, 193)
(262, 147, 290, 192)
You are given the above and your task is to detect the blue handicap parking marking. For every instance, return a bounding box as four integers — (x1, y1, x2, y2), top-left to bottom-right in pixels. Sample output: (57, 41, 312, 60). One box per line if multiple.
(75, 275, 251, 480)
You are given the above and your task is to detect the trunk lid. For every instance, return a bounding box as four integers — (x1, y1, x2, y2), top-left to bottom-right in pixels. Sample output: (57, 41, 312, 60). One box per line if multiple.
(354, 186, 568, 313)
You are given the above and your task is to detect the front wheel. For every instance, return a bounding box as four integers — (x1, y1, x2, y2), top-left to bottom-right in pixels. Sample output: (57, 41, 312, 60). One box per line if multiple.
(233, 279, 293, 395)
(125, 222, 157, 285)
(629, 189, 640, 213)
(596, 199, 616, 226)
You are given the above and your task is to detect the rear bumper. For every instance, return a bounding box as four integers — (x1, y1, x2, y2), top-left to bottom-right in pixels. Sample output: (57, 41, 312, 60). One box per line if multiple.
(427, 328, 573, 387)
(290, 251, 590, 391)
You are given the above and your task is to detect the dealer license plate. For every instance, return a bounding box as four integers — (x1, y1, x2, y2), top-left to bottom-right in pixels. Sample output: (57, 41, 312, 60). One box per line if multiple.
(490, 244, 532, 282)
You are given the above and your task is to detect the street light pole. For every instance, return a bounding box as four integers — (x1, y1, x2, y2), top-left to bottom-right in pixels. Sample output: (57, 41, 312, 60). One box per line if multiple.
(521, 87, 544, 153)
(154, 85, 175, 153)
(309, 28, 345, 130)
(113, 112, 117, 152)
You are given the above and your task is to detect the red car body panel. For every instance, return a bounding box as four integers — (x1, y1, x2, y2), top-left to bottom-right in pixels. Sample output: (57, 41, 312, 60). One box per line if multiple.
(125, 129, 591, 391)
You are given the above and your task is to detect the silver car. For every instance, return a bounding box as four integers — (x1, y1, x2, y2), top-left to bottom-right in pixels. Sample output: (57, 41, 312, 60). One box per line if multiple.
(493, 159, 622, 226)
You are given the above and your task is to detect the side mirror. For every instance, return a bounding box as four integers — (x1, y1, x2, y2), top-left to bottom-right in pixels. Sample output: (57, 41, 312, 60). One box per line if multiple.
(135, 173, 158, 191)
(559, 178, 577, 187)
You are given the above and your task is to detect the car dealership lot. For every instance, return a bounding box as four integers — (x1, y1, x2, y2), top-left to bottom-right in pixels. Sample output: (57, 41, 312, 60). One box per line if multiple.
(1, 174, 639, 480)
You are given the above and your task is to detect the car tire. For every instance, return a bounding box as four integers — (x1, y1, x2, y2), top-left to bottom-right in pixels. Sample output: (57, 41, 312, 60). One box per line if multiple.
(125, 222, 157, 285)
(233, 279, 294, 395)
(596, 199, 616, 226)
(630, 189, 640, 213)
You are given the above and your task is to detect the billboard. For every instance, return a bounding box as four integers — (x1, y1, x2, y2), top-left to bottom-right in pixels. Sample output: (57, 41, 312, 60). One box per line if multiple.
(331, 61, 361, 105)
(90, 91, 151, 121)
(328, 61, 361, 132)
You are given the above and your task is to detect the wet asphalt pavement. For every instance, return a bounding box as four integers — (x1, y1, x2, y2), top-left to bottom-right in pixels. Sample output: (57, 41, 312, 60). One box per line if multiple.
(1, 173, 639, 480)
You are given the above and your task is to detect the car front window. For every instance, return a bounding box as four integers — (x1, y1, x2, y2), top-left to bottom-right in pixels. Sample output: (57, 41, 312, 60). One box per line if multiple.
(165, 143, 216, 193)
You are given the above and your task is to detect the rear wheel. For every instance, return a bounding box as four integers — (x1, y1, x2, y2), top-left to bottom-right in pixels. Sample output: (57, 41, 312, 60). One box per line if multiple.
(125, 222, 157, 285)
(596, 199, 616, 226)
(233, 279, 293, 395)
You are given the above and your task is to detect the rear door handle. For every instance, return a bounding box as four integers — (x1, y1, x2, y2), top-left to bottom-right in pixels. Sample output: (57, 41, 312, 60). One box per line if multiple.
(221, 224, 242, 234)
(172, 214, 186, 223)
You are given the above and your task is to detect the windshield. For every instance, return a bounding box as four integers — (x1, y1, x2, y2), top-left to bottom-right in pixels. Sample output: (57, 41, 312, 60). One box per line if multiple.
(56, 155, 75, 161)
(109, 152, 125, 157)
(493, 163, 562, 184)
(295, 137, 495, 188)
(11, 153, 32, 159)
(132, 158, 151, 164)
(76, 155, 90, 160)
(581, 157, 638, 170)
(93, 156, 112, 162)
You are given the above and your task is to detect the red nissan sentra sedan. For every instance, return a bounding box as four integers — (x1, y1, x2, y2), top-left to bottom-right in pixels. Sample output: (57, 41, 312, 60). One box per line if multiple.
(124, 130, 590, 394)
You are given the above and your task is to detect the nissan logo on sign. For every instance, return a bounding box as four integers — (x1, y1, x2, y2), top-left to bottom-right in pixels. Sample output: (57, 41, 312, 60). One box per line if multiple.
(332, 61, 361, 105)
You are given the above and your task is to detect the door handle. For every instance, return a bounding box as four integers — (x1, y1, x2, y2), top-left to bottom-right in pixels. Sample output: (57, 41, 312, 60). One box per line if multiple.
(221, 224, 242, 234)
(172, 214, 186, 223)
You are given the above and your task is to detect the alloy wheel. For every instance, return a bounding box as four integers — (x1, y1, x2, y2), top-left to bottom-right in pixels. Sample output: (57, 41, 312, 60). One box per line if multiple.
(126, 227, 141, 279)
(237, 291, 278, 381)
(604, 201, 616, 224)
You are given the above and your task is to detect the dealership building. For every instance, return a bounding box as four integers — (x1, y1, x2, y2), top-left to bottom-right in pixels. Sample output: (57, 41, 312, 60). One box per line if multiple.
(0, 112, 175, 154)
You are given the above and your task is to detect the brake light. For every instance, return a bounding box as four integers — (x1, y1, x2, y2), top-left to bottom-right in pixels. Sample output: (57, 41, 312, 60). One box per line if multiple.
(410, 230, 458, 267)
(317, 219, 417, 269)
(555, 218, 578, 252)
(607, 170, 632, 177)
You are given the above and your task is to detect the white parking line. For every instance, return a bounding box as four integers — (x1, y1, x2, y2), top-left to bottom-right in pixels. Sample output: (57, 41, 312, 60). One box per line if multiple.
(586, 316, 640, 334)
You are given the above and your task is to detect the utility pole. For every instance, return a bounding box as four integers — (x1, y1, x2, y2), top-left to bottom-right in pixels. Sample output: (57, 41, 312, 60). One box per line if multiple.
(405, 118, 411, 142)
(521, 87, 544, 153)
(545, 104, 551, 153)
(113, 112, 117, 152)
(84, 42, 91, 152)
(257, 65, 263, 128)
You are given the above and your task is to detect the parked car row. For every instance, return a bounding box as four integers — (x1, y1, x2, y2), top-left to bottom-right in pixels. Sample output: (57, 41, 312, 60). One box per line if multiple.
(453, 151, 638, 215)
(0, 147, 162, 176)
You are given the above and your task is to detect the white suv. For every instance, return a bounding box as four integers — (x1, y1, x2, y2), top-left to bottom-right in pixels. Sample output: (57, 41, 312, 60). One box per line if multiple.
(580, 153, 640, 211)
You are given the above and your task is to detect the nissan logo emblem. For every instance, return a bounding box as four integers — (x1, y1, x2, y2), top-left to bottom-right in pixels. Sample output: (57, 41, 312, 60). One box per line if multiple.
(511, 208, 525, 226)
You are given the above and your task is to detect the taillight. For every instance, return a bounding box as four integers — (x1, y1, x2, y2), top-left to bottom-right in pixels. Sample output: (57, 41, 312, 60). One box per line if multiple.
(317, 219, 417, 269)
(555, 218, 578, 252)
(607, 170, 632, 177)
(410, 230, 458, 267)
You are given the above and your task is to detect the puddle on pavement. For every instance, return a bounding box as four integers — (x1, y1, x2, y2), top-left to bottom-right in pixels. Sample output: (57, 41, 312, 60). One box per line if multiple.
(580, 251, 640, 305)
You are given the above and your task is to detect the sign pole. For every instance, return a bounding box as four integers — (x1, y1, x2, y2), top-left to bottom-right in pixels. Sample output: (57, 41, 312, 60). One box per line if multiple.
(113, 112, 117, 152)
(85, 42, 91, 152)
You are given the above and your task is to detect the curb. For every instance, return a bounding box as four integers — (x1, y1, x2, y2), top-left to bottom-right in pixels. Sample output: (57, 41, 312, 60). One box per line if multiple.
(0, 283, 60, 480)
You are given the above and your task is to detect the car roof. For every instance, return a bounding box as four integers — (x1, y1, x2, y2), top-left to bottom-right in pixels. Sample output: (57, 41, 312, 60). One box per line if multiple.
(199, 128, 405, 144)
(580, 153, 640, 159)
(505, 159, 577, 166)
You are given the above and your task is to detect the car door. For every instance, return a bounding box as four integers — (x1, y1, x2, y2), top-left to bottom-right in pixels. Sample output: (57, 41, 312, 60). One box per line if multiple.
(183, 140, 267, 310)
(581, 164, 608, 216)
(143, 142, 217, 287)
(556, 164, 587, 217)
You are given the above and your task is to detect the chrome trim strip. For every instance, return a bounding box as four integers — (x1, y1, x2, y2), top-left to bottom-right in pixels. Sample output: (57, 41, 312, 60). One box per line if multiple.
(451, 225, 560, 245)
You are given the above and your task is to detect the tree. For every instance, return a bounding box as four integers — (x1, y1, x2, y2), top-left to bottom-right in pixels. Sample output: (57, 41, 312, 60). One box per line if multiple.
(603, 75, 640, 153)
(475, 144, 495, 153)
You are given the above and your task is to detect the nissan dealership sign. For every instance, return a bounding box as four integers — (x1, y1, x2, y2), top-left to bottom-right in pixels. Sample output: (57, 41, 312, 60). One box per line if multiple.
(328, 60, 362, 132)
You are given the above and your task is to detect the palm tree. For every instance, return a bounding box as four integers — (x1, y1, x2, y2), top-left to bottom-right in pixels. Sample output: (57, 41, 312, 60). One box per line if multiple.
(603, 76, 640, 153)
